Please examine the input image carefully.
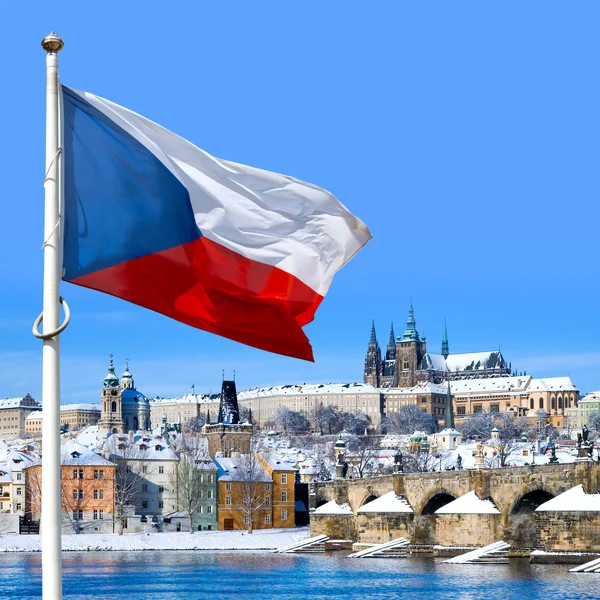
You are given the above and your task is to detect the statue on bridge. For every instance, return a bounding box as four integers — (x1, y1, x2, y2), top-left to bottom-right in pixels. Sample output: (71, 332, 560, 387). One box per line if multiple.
(456, 454, 463, 470)
(547, 436, 559, 464)
(583, 425, 590, 444)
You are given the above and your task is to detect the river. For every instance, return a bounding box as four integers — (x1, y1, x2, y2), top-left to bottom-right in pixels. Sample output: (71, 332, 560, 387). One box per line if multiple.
(0, 552, 597, 600)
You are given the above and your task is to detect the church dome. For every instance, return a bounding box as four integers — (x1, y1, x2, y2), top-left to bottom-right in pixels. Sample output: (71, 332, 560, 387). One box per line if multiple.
(121, 388, 149, 406)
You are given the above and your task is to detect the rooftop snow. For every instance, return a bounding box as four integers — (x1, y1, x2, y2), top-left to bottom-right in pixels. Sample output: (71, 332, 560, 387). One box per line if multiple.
(435, 491, 500, 514)
(238, 383, 379, 400)
(213, 456, 271, 483)
(536, 485, 600, 512)
(150, 394, 219, 405)
(357, 491, 413, 513)
(526, 377, 577, 393)
(313, 500, 353, 515)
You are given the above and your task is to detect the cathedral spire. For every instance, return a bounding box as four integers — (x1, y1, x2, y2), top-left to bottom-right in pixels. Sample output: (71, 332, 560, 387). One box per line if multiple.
(401, 303, 420, 342)
(387, 323, 395, 349)
(441, 318, 449, 359)
(369, 319, 377, 344)
(444, 380, 455, 430)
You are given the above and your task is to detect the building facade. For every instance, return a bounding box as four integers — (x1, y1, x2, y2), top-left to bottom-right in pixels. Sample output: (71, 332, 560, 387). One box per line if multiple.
(149, 394, 220, 430)
(25, 403, 101, 436)
(0, 396, 40, 440)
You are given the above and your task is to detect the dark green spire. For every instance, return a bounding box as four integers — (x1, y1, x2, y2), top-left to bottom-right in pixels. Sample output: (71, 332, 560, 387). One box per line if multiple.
(369, 320, 377, 344)
(444, 380, 455, 430)
(103, 354, 119, 387)
(401, 303, 420, 341)
(441, 318, 449, 359)
(387, 323, 395, 349)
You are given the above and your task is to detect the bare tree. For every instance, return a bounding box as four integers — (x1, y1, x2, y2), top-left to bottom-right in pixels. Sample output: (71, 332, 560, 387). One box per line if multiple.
(226, 451, 270, 534)
(171, 436, 210, 533)
(386, 405, 436, 435)
(346, 436, 382, 478)
(105, 437, 146, 535)
(484, 438, 522, 468)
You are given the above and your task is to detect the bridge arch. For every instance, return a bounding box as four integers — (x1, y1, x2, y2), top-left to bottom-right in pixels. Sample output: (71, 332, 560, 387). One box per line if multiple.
(419, 490, 457, 515)
(360, 493, 379, 508)
(510, 488, 555, 515)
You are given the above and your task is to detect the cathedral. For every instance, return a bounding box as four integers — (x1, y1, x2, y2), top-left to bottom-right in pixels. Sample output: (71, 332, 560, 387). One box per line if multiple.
(364, 305, 511, 388)
(98, 356, 151, 435)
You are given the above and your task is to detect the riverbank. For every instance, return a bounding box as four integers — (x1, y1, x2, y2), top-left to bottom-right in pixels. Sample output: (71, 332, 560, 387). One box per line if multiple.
(0, 527, 309, 552)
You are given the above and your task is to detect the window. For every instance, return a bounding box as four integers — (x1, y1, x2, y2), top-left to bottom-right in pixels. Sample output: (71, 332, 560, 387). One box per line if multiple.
(209, 474, 214, 483)
(226, 482, 231, 491)
(16, 487, 22, 496)
(265, 483, 271, 491)
(72, 489, 78, 500)
(79, 490, 84, 500)
(159, 501, 164, 509)
(490, 404, 500, 413)
(141, 500, 148, 509)
(225, 496, 231, 505)
(99, 510, 104, 520)
(73, 510, 83, 520)
(142, 466, 148, 474)
(243, 515, 248, 525)
(265, 515, 271, 525)
(539, 398, 544, 409)
(93, 469, 99, 479)
(208, 490, 214, 499)
(126, 465, 131, 474)
(78, 469, 83, 479)
(159, 485, 164, 493)
(16, 503, 22, 511)
(73, 469, 78, 479)
(281, 491, 287, 502)
(281, 509, 287, 521)
(266, 496, 270, 506)
(281, 474, 287, 484)
(530, 398, 534, 410)
(558, 397, 563, 409)
(158, 466, 164, 474)
(473, 405, 482, 414)
(457, 406, 466, 416)
(207, 506, 212, 514)
(93, 510, 98, 520)
(142, 484, 148, 492)
(16, 473, 22, 481)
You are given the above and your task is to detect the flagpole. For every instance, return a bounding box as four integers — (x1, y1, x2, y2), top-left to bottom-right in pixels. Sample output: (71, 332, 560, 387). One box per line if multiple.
(40, 31, 65, 600)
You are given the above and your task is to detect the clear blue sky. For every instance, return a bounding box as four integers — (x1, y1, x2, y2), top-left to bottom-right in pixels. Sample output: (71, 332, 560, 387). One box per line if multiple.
(2, 2, 599, 404)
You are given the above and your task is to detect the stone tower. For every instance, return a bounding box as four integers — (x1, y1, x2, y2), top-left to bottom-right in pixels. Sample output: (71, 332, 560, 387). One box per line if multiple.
(363, 320, 382, 387)
(441, 318, 449, 360)
(381, 323, 396, 386)
(98, 355, 124, 436)
(203, 379, 253, 457)
(395, 304, 427, 387)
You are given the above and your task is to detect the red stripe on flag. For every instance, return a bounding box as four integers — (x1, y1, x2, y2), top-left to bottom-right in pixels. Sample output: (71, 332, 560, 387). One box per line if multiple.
(67, 237, 323, 361)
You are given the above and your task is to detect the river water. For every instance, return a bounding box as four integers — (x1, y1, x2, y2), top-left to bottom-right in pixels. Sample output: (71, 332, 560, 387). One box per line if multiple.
(0, 552, 597, 600)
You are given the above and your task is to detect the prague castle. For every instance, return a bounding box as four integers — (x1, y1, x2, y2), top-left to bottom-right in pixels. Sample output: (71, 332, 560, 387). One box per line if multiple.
(364, 304, 511, 388)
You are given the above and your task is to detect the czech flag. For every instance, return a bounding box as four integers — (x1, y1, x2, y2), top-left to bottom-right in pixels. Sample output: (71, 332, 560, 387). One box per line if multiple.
(61, 86, 371, 361)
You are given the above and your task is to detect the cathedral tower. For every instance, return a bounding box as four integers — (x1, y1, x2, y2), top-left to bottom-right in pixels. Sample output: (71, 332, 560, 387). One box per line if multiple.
(395, 304, 427, 387)
(98, 355, 124, 436)
(382, 323, 396, 386)
(363, 320, 382, 387)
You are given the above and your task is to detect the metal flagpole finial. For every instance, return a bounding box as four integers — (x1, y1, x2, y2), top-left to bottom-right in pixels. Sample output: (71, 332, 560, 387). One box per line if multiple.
(41, 32, 64, 54)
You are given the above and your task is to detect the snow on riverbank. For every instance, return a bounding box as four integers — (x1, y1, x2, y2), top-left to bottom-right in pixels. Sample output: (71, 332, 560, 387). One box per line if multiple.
(0, 527, 309, 553)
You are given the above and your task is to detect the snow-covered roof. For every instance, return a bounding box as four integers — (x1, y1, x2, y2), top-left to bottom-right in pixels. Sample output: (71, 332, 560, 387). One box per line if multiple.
(60, 403, 101, 412)
(60, 446, 113, 467)
(76, 425, 100, 447)
(0, 398, 39, 410)
(103, 434, 177, 461)
(436, 428, 461, 436)
(421, 354, 449, 372)
(149, 393, 219, 406)
(450, 376, 530, 395)
(536, 485, 600, 512)
(446, 351, 506, 372)
(435, 491, 500, 514)
(214, 456, 271, 482)
(259, 452, 297, 472)
(313, 500, 353, 515)
(579, 391, 600, 404)
(238, 382, 380, 400)
(527, 377, 577, 393)
(357, 492, 413, 514)
(383, 382, 446, 396)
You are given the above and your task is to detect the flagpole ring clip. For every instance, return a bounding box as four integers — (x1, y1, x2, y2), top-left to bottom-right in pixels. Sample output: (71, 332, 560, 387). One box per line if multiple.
(32, 296, 71, 340)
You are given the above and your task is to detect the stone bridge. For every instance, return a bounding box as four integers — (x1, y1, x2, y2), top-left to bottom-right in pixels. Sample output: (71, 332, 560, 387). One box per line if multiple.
(310, 462, 600, 551)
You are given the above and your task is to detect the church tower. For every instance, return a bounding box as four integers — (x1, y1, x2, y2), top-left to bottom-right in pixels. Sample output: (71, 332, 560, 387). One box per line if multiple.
(98, 355, 124, 436)
(363, 320, 382, 387)
(395, 304, 427, 387)
(441, 318, 449, 359)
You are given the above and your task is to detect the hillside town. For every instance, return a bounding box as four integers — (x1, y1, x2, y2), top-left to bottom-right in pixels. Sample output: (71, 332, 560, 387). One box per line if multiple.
(0, 310, 599, 548)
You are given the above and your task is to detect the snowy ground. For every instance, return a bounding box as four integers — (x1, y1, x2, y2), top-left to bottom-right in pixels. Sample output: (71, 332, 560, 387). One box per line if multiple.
(0, 527, 309, 552)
